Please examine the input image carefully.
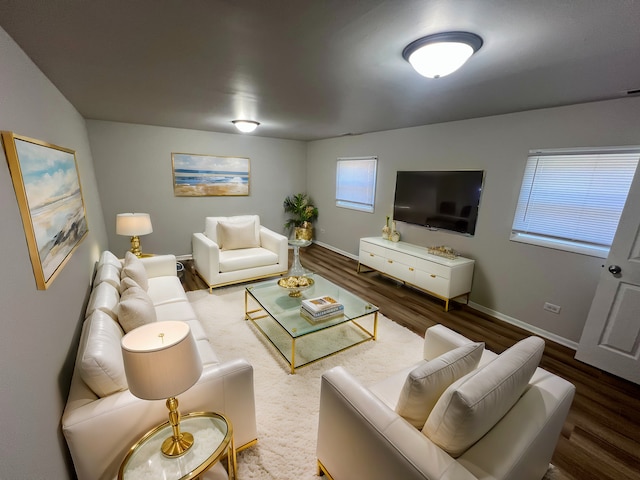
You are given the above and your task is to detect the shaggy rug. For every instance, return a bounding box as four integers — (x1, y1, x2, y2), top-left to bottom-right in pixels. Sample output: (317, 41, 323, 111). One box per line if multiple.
(187, 285, 565, 480)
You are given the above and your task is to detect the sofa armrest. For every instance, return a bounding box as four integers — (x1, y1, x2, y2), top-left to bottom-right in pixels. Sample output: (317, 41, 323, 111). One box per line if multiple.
(63, 359, 257, 480)
(259, 226, 288, 264)
(317, 367, 477, 480)
(192, 232, 220, 285)
(423, 324, 474, 361)
(458, 369, 575, 480)
(140, 254, 177, 278)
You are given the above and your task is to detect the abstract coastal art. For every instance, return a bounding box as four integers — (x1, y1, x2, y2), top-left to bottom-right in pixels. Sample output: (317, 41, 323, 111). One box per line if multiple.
(2, 132, 89, 290)
(172, 152, 250, 196)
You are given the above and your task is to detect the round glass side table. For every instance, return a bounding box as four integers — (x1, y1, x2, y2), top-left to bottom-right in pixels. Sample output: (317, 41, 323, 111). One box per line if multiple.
(288, 238, 312, 277)
(118, 412, 236, 480)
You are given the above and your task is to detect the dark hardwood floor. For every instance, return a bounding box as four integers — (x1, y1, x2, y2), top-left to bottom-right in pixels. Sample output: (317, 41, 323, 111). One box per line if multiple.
(181, 243, 640, 480)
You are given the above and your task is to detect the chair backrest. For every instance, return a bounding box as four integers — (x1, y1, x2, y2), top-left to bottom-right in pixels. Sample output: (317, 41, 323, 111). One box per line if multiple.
(204, 215, 261, 244)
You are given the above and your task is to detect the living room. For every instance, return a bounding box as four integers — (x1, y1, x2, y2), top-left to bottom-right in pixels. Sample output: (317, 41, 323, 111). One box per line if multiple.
(1, 2, 640, 479)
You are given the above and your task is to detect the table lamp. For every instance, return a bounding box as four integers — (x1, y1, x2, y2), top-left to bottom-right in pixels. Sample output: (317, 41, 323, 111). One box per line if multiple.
(116, 213, 153, 257)
(121, 321, 203, 457)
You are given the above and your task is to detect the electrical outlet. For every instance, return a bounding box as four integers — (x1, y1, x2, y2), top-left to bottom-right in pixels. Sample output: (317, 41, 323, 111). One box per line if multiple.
(543, 302, 561, 314)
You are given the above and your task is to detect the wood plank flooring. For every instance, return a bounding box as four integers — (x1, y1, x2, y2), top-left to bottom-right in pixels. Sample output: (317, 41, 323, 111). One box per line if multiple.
(180, 243, 640, 480)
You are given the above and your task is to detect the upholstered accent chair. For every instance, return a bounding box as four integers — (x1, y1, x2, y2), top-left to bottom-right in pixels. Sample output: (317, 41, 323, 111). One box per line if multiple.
(192, 215, 288, 292)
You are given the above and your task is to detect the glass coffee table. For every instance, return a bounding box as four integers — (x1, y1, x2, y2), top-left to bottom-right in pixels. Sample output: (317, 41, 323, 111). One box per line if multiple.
(245, 274, 378, 374)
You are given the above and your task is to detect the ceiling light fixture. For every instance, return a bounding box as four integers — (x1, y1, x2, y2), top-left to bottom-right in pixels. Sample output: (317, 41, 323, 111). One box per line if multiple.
(232, 120, 260, 133)
(403, 32, 483, 79)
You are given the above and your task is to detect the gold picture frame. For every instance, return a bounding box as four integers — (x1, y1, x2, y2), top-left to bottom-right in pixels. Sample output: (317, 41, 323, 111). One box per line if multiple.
(172, 152, 250, 196)
(2, 132, 89, 290)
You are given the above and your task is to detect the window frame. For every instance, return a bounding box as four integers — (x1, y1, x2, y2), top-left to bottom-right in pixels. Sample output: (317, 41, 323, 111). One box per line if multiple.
(335, 156, 378, 213)
(510, 146, 640, 258)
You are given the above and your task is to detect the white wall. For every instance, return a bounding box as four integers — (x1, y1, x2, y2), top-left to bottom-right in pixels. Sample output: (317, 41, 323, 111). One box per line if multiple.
(0, 28, 108, 479)
(87, 120, 307, 257)
(306, 97, 640, 345)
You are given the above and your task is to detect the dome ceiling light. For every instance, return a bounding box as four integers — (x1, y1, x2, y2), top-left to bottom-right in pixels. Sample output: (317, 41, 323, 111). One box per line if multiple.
(232, 120, 260, 133)
(403, 32, 483, 79)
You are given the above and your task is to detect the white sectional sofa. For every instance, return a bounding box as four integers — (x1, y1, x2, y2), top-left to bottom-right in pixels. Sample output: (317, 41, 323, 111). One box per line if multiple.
(192, 215, 288, 292)
(62, 251, 257, 480)
(317, 324, 575, 480)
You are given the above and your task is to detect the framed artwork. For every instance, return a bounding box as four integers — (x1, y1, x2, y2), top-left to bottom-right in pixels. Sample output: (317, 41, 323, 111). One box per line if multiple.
(1, 132, 89, 290)
(172, 152, 250, 196)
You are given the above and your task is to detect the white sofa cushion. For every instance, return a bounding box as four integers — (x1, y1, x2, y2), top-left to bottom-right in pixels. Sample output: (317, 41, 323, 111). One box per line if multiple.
(94, 263, 122, 292)
(396, 342, 484, 429)
(117, 285, 157, 333)
(423, 336, 545, 457)
(205, 215, 260, 245)
(78, 310, 128, 397)
(85, 281, 120, 320)
(217, 219, 260, 250)
(219, 248, 279, 272)
(97, 250, 121, 271)
(121, 251, 149, 291)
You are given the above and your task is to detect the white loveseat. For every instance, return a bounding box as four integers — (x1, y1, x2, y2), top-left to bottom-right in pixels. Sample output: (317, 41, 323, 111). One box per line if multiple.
(317, 324, 575, 480)
(192, 215, 288, 292)
(62, 251, 258, 480)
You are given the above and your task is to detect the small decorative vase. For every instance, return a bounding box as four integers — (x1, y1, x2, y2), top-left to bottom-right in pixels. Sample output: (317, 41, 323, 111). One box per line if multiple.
(295, 224, 313, 241)
(390, 221, 400, 242)
(382, 216, 391, 240)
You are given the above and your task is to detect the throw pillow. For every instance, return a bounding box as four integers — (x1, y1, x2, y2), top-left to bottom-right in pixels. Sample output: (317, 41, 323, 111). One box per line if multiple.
(121, 251, 149, 291)
(117, 285, 157, 333)
(396, 342, 484, 429)
(217, 219, 260, 250)
(78, 310, 128, 397)
(423, 336, 545, 457)
(120, 275, 141, 292)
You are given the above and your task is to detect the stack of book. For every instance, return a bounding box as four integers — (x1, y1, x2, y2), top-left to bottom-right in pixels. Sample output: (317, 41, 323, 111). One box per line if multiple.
(301, 295, 344, 322)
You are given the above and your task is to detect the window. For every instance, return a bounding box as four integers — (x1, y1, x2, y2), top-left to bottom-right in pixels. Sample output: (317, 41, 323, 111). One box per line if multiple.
(336, 156, 377, 213)
(511, 147, 639, 258)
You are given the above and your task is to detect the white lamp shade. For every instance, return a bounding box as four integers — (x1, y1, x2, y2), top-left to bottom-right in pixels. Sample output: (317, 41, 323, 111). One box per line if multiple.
(403, 32, 483, 79)
(121, 321, 203, 400)
(116, 213, 153, 236)
(407, 42, 475, 78)
(232, 120, 260, 133)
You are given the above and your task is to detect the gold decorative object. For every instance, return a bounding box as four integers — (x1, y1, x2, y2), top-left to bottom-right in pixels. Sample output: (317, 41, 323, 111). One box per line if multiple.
(427, 245, 458, 260)
(390, 221, 400, 242)
(278, 276, 315, 297)
(295, 224, 313, 241)
(382, 216, 391, 240)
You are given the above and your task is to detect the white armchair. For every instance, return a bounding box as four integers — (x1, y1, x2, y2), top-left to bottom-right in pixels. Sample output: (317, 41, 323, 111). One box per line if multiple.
(192, 215, 288, 292)
(317, 325, 575, 480)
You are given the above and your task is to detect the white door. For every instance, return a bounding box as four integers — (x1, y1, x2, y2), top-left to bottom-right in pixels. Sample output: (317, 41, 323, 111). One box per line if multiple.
(575, 166, 640, 384)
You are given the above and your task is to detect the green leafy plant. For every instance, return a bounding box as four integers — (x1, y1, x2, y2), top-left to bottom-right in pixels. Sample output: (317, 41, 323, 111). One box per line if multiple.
(283, 193, 319, 229)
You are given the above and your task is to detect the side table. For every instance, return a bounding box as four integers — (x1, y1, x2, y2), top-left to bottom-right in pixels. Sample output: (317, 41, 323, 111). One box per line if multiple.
(118, 412, 236, 480)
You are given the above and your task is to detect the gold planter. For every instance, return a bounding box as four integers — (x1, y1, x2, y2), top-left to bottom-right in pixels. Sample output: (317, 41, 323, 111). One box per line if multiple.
(295, 225, 313, 241)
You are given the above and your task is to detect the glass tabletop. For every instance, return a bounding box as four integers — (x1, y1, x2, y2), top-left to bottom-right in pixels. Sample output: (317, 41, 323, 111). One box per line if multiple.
(246, 274, 378, 338)
(119, 412, 231, 480)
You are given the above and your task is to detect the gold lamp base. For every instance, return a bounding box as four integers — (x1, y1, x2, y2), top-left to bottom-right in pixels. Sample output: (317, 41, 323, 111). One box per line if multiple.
(161, 396, 195, 457)
(161, 431, 194, 457)
(129, 235, 142, 257)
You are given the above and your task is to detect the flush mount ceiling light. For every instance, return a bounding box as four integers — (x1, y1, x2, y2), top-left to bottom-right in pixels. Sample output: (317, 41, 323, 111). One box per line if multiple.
(232, 120, 260, 133)
(403, 32, 483, 79)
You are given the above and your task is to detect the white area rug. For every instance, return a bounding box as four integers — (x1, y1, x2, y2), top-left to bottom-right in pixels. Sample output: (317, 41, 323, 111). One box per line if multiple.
(187, 285, 563, 480)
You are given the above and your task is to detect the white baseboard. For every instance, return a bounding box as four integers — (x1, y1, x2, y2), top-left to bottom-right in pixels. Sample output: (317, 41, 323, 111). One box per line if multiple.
(313, 240, 359, 261)
(468, 301, 578, 350)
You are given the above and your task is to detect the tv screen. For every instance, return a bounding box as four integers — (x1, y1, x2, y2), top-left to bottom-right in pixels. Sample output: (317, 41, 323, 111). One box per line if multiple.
(393, 170, 484, 235)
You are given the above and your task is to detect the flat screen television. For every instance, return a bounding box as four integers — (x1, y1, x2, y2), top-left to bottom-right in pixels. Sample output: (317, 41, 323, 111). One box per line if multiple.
(393, 170, 485, 235)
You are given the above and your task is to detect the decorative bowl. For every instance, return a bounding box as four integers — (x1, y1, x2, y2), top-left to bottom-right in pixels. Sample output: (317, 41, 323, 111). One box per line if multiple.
(278, 276, 314, 297)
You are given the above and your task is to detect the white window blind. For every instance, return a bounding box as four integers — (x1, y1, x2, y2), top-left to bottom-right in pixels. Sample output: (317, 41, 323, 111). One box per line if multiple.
(511, 148, 639, 257)
(336, 156, 377, 213)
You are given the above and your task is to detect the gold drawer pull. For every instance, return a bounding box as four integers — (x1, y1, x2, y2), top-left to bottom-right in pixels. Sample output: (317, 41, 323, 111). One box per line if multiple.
(409, 267, 414, 271)
(430, 274, 436, 278)
(388, 260, 393, 263)
(369, 253, 374, 257)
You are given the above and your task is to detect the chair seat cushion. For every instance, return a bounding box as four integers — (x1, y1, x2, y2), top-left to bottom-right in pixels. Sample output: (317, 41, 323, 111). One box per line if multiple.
(219, 248, 278, 272)
(423, 336, 545, 457)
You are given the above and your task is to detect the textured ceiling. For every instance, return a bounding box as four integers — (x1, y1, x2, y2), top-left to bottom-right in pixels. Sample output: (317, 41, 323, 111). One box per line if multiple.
(1, 0, 639, 141)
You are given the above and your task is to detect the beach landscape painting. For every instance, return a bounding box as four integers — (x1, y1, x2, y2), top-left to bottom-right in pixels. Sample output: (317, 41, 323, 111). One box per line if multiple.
(2, 132, 88, 290)
(172, 152, 250, 196)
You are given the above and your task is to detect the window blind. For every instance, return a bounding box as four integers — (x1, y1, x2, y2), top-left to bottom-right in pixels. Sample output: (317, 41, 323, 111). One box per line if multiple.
(511, 149, 639, 256)
(336, 156, 377, 213)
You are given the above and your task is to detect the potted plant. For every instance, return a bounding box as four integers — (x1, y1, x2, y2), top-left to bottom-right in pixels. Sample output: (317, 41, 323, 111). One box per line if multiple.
(283, 193, 319, 241)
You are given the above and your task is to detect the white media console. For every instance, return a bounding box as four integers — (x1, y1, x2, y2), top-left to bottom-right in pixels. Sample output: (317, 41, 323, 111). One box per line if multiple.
(358, 237, 475, 311)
